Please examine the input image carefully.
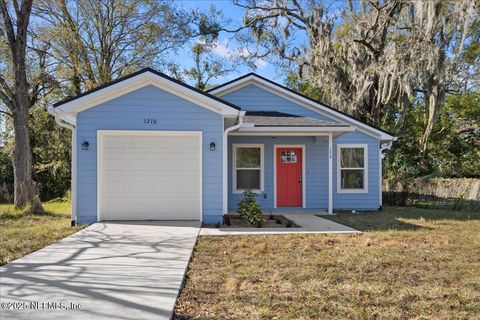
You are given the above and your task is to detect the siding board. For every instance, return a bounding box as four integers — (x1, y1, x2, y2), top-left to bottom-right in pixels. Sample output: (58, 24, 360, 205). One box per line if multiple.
(221, 84, 334, 121)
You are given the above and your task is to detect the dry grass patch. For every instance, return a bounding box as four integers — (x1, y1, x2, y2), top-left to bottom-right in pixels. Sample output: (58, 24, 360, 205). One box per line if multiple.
(175, 207, 480, 319)
(0, 201, 83, 265)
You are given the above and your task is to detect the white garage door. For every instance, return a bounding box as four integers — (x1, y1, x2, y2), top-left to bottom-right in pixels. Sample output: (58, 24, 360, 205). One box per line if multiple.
(98, 131, 202, 221)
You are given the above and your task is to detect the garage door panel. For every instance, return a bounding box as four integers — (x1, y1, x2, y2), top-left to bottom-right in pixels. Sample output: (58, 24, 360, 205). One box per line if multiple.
(129, 158, 154, 170)
(127, 169, 154, 179)
(176, 201, 199, 213)
(152, 136, 175, 148)
(105, 158, 128, 170)
(103, 183, 127, 194)
(153, 181, 176, 191)
(104, 136, 128, 148)
(175, 136, 199, 149)
(153, 160, 176, 171)
(103, 173, 126, 182)
(128, 136, 152, 148)
(176, 173, 198, 181)
(127, 182, 152, 193)
(177, 159, 198, 170)
(176, 183, 199, 194)
(100, 132, 201, 221)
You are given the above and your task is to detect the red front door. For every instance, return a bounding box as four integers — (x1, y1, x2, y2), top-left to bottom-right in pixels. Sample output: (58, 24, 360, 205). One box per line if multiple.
(276, 147, 302, 207)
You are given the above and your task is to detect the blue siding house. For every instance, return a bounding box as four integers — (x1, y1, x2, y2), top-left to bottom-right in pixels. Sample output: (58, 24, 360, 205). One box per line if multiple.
(50, 69, 396, 225)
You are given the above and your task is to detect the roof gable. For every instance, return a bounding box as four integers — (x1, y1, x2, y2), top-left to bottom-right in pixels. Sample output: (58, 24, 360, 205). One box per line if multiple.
(218, 83, 335, 122)
(208, 73, 396, 141)
(52, 68, 241, 120)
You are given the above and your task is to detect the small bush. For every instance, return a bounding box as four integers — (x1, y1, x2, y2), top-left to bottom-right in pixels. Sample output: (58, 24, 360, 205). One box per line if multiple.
(237, 189, 264, 227)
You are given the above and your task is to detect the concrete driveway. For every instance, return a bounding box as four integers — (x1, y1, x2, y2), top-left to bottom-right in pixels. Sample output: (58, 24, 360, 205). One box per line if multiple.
(0, 221, 200, 320)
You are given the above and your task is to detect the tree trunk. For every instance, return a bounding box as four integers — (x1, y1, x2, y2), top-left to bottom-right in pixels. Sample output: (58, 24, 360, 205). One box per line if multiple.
(12, 106, 43, 213)
(0, 0, 44, 214)
(419, 79, 445, 158)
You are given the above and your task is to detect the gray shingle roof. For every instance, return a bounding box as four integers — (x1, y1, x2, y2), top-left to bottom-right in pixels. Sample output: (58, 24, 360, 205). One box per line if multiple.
(244, 111, 349, 127)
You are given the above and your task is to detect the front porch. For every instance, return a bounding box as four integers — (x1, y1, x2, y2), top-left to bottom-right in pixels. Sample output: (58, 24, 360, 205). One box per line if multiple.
(222, 110, 383, 221)
(227, 134, 336, 213)
(225, 111, 356, 215)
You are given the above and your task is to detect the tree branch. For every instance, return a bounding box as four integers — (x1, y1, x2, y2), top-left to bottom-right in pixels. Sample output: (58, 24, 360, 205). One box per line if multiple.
(456, 126, 478, 135)
(0, 75, 15, 111)
(0, 0, 17, 53)
(0, 109, 13, 117)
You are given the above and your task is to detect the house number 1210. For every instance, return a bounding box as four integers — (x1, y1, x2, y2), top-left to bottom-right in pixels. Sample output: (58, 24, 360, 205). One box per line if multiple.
(144, 118, 157, 124)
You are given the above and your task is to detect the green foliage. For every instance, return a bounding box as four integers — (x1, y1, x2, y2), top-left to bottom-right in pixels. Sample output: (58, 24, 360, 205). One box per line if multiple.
(0, 107, 72, 202)
(285, 72, 329, 103)
(384, 92, 480, 180)
(30, 107, 72, 200)
(429, 93, 480, 177)
(288, 74, 479, 181)
(237, 189, 264, 228)
(0, 147, 13, 202)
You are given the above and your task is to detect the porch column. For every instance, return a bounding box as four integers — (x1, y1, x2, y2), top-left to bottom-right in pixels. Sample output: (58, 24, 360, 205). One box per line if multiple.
(222, 131, 228, 215)
(328, 133, 333, 214)
(71, 127, 77, 225)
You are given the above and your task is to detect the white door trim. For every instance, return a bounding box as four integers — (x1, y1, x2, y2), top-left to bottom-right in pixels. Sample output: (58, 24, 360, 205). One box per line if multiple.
(328, 133, 333, 214)
(97, 130, 203, 222)
(273, 144, 306, 209)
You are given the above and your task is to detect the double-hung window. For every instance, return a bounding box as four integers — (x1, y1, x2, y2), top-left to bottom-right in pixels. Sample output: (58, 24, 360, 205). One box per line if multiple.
(233, 144, 264, 192)
(337, 144, 368, 193)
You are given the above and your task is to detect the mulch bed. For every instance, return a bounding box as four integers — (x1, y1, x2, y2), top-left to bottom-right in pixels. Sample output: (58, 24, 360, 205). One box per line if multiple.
(207, 214, 299, 228)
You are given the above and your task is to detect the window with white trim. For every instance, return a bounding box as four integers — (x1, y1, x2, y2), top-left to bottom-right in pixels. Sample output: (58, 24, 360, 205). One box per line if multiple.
(338, 144, 368, 192)
(233, 145, 263, 192)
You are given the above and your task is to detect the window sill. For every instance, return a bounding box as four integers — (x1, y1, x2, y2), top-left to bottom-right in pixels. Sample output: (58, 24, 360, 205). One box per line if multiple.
(233, 189, 263, 194)
(337, 188, 368, 194)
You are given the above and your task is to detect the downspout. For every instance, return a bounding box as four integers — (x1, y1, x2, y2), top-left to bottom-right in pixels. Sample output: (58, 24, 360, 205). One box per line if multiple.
(53, 111, 77, 227)
(222, 111, 246, 216)
(379, 141, 393, 210)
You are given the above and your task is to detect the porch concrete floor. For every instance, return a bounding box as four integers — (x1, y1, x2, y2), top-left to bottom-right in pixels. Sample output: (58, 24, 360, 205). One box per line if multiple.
(199, 213, 360, 236)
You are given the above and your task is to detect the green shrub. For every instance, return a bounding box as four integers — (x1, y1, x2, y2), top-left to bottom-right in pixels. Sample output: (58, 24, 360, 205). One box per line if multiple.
(237, 189, 264, 227)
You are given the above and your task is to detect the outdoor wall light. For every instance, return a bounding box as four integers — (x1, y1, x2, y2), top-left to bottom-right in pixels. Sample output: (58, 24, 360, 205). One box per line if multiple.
(210, 142, 216, 151)
(81, 141, 90, 150)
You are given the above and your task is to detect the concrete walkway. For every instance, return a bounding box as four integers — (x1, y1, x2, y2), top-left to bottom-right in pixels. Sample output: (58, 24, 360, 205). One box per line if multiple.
(200, 213, 360, 236)
(0, 221, 200, 320)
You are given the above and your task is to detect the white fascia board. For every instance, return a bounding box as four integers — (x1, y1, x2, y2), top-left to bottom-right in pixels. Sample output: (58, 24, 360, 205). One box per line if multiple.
(209, 75, 256, 95)
(47, 106, 76, 125)
(211, 76, 396, 141)
(238, 126, 355, 132)
(53, 72, 239, 116)
(230, 132, 335, 136)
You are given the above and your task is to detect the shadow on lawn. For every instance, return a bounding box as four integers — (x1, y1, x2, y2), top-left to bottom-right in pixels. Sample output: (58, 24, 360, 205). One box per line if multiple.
(324, 207, 480, 232)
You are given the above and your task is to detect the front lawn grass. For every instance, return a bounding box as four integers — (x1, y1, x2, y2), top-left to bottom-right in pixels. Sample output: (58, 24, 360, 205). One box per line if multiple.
(175, 207, 480, 319)
(0, 201, 83, 265)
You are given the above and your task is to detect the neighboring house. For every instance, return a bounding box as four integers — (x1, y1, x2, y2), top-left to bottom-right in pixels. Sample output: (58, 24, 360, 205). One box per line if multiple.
(50, 68, 397, 225)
